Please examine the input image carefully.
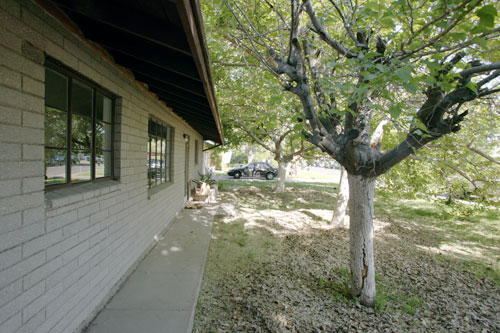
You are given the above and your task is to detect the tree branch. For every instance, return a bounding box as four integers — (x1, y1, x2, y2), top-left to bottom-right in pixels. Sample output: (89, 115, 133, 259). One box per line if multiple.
(459, 63, 500, 79)
(328, 0, 358, 46)
(401, 0, 481, 59)
(403, 0, 475, 49)
(302, 0, 357, 58)
(233, 119, 274, 153)
(409, 155, 477, 189)
(467, 144, 500, 166)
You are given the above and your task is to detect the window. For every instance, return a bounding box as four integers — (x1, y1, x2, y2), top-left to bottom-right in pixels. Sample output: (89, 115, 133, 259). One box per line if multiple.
(44, 60, 114, 188)
(194, 140, 199, 165)
(148, 118, 174, 188)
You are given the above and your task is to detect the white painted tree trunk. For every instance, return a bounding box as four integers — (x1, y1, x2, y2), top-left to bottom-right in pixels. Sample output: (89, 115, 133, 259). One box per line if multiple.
(276, 161, 288, 193)
(347, 174, 376, 307)
(331, 167, 349, 227)
(247, 145, 256, 163)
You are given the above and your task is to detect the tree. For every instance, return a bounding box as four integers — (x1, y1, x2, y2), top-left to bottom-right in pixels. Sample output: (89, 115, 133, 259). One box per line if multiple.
(205, 26, 315, 192)
(205, 0, 500, 306)
(380, 102, 500, 201)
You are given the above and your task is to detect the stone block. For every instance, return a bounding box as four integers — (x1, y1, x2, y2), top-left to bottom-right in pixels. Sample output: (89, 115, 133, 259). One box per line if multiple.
(0, 65, 21, 89)
(0, 251, 45, 290)
(0, 280, 22, 309)
(0, 246, 21, 271)
(0, 105, 22, 126)
(46, 210, 78, 233)
(22, 282, 63, 323)
(22, 229, 62, 258)
(0, 179, 21, 198)
(22, 205, 44, 226)
(22, 144, 44, 161)
(22, 111, 44, 129)
(21, 40, 44, 65)
(22, 257, 62, 290)
(22, 177, 44, 194)
(0, 143, 21, 161)
(0, 220, 44, 253)
(0, 160, 43, 181)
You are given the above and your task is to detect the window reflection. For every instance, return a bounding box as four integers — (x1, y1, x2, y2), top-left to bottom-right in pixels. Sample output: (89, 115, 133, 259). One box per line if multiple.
(45, 149, 66, 185)
(44, 64, 114, 187)
(147, 119, 174, 188)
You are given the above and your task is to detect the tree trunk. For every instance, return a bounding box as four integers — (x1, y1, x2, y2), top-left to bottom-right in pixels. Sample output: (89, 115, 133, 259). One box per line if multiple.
(247, 145, 256, 163)
(276, 161, 288, 193)
(347, 174, 376, 307)
(331, 167, 349, 227)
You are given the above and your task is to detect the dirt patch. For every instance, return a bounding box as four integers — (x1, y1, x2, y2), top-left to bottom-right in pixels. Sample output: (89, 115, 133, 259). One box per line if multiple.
(194, 185, 500, 332)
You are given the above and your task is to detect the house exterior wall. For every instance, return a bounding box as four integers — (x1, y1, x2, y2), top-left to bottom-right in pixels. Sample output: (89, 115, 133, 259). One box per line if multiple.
(0, 0, 205, 332)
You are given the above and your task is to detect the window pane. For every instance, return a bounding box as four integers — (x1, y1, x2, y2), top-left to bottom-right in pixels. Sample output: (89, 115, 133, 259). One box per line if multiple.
(163, 140, 168, 183)
(147, 137, 152, 186)
(71, 151, 91, 183)
(96, 94, 112, 123)
(195, 140, 199, 164)
(152, 137, 158, 186)
(96, 121, 112, 151)
(45, 107, 67, 148)
(72, 114, 93, 150)
(71, 79, 93, 118)
(96, 151, 111, 178)
(45, 68, 68, 111)
(45, 149, 66, 185)
(103, 96, 112, 122)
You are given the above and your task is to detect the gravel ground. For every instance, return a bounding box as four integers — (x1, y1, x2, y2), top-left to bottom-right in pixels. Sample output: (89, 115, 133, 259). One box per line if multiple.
(193, 185, 500, 332)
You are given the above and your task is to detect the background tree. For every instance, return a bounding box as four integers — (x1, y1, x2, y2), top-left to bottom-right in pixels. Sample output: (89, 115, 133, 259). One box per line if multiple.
(204, 0, 500, 306)
(206, 26, 316, 192)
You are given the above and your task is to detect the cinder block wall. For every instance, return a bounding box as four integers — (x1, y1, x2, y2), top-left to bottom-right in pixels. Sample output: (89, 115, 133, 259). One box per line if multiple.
(0, 0, 205, 332)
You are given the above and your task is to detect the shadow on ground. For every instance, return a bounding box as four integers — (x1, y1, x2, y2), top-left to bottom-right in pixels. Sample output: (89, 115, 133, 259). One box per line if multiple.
(194, 181, 500, 332)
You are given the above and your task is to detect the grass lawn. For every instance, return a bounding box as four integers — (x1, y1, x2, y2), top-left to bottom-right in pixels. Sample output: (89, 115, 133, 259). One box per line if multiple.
(194, 180, 500, 332)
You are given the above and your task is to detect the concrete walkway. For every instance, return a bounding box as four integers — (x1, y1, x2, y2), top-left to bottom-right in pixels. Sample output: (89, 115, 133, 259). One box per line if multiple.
(85, 205, 215, 333)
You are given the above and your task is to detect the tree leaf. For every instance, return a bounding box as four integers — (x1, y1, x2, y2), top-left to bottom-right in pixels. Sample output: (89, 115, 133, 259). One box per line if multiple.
(389, 105, 402, 119)
(396, 67, 412, 81)
(403, 82, 418, 94)
(465, 82, 477, 94)
(477, 5, 498, 18)
(477, 5, 497, 27)
(471, 36, 488, 49)
(448, 32, 467, 41)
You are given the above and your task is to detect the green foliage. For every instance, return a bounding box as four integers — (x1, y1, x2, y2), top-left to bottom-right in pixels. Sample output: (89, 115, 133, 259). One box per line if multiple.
(229, 152, 248, 165)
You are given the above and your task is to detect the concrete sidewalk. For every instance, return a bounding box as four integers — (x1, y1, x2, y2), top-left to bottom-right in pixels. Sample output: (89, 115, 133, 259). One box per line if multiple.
(85, 205, 215, 333)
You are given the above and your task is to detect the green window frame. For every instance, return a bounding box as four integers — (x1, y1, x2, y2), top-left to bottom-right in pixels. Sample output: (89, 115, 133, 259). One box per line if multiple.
(194, 140, 199, 165)
(44, 58, 115, 189)
(148, 118, 174, 188)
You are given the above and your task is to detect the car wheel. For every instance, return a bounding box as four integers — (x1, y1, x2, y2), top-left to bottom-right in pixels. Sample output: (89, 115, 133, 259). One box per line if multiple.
(234, 171, 241, 179)
(265, 172, 274, 180)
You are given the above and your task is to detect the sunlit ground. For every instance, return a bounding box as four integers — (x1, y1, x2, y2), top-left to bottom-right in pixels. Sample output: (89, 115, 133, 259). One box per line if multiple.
(194, 180, 500, 331)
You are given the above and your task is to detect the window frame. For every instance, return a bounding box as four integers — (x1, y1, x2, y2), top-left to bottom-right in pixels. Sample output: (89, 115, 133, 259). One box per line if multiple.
(44, 57, 116, 191)
(147, 117, 174, 189)
(194, 139, 199, 165)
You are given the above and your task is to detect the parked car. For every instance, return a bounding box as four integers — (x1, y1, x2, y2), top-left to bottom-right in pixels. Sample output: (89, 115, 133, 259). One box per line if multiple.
(227, 161, 277, 180)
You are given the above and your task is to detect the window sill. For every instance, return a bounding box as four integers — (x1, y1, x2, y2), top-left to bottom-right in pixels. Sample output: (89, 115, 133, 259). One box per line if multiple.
(45, 180, 120, 209)
(147, 181, 173, 199)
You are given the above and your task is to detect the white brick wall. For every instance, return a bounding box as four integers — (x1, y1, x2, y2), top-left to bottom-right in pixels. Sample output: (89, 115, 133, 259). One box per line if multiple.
(0, 0, 207, 332)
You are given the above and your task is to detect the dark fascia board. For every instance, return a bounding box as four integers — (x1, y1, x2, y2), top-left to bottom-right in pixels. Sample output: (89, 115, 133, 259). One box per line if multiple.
(171, 0, 224, 144)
